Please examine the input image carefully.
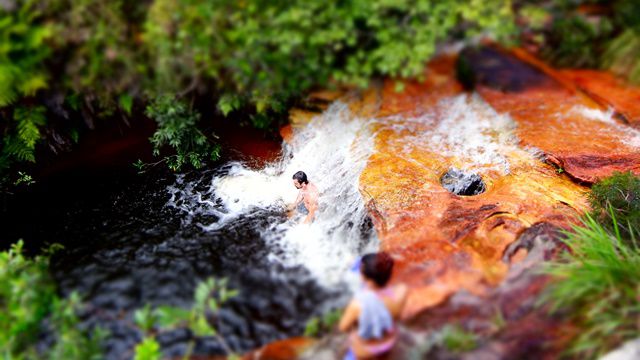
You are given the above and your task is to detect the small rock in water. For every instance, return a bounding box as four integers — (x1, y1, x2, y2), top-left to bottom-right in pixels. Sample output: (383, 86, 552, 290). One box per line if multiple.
(440, 168, 486, 196)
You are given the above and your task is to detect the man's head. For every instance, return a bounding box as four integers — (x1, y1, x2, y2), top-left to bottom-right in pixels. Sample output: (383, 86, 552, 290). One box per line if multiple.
(360, 252, 394, 287)
(292, 171, 308, 189)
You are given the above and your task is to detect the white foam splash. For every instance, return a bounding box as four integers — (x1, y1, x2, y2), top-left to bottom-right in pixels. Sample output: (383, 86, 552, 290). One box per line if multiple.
(381, 94, 521, 174)
(572, 105, 640, 148)
(172, 102, 379, 288)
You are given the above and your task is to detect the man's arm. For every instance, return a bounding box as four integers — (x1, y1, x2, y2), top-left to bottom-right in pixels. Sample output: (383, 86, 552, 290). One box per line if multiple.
(288, 191, 303, 211)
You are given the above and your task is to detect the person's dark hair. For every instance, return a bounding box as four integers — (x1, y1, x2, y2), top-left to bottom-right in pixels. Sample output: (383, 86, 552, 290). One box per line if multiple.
(360, 252, 394, 287)
(293, 171, 308, 184)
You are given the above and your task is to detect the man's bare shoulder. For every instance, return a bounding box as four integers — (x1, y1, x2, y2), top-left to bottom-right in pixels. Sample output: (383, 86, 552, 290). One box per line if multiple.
(307, 182, 319, 195)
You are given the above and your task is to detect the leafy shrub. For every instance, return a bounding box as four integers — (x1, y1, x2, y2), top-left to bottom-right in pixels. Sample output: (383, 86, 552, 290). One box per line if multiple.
(589, 171, 640, 239)
(303, 308, 343, 337)
(542, 213, 640, 358)
(1, 0, 517, 182)
(143, 0, 516, 111)
(132, 277, 239, 359)
(144, 96, 221, 171)
(541, 14, 613, 68)
(439, 324, 479, 353)
(602, 29, 640, 84)
(0, 0, 51, 107)
(0, 241, 105, 359)
(523, 0, 640, 83)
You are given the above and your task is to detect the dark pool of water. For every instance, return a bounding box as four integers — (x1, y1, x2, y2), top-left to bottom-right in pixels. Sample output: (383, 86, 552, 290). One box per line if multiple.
(3, 167, 340, 359)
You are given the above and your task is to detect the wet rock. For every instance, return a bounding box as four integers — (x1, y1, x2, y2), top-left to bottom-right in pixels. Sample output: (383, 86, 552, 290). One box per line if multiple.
(458, 46, 555, 93)
(440, 168, 486, 196)
(462, 45, 640, 183)
(358, 54, 588, 318)
(502, 222, 562, 264)
(561, 69, 640, 129)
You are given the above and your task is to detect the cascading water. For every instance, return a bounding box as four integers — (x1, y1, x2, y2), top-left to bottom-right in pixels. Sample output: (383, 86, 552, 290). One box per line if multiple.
(391, 94, 523, 175)
(4, 100, 381, 360)
(571, 105, 640, 148)
(169, 101, 379, 288)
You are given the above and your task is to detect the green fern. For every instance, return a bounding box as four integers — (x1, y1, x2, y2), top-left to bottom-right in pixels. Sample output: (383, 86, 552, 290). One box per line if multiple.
(145, 96, 220, 171)
(1, 106, 47, 165)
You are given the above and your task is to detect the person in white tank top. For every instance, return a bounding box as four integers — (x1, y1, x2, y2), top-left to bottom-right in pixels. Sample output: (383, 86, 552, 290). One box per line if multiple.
(339, 252, 409, 359)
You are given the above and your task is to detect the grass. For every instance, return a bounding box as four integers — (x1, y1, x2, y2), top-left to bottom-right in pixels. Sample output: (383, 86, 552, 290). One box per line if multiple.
(304, 308, 343, 337)
(439, 324, 479, 353)
(541, 211, 640, 358)
(589, 171, 640, 240)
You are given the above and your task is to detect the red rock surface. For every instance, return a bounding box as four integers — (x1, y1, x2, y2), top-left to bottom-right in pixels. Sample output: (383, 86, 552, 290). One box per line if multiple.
(249, 49, 640, 359)
(358, 54, 588, 319)
(561, 69, 640, 129)
(464, 47, 640, 184)
(243, 337, 315, 360)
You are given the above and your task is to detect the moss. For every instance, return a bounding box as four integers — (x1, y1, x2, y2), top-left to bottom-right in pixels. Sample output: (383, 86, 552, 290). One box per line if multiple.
(589, 171, 640, 239)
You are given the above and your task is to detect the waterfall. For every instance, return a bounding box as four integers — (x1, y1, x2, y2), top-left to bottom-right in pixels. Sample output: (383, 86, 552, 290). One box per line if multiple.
(168, 101, 379, 289)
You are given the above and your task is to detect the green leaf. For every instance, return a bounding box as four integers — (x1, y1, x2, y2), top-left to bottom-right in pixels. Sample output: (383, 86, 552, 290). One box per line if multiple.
(119, 94, 134, 115)
(154, 306, 191, 329)
(134, 337, 162, 360)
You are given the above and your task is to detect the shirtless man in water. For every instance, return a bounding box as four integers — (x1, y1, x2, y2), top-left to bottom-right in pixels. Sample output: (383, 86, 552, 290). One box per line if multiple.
(288, 171, 318, 224)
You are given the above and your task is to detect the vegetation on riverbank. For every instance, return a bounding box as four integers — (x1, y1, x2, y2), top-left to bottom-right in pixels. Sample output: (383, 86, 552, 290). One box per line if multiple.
(133, 278, 239, 359)
(518, 0, 640, 81)
(0, 239, 240, 359)
(0, 241, 104, 359)
(542, 172, 640, 358)
(1, 0, 517, 187)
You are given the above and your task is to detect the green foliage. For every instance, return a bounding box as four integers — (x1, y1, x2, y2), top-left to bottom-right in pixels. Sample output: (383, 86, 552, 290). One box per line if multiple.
(303, 308, 343, 337)
(519, 5, 550, 31)
(439, 324, 479, 353)
(602, 29, 640, 83)
(1, 0, 517, 181)
(1, 105, 47, 191)
(589, 171, 640, 239)
(0, 1, 52, 107)
(46, 0, 142, 106)
(2, 106, 47, 163)
(133, 337, 162, 360)
(145, 96, 221, 171)
(522, 1, 640, 83)
(541, 212, 640, 358)
(0, 240, 105, 360)
(542, 14, 613, 68)
(143, 0, 515, 111)
(132, 277, 239, 359)
(13, 171, 35, 186)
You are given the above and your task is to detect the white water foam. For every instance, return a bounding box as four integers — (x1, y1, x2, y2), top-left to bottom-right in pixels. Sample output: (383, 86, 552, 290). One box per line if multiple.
(169, 102, 379, 289)
(381, 94, 521, 174)
(572, 105, 640, 148)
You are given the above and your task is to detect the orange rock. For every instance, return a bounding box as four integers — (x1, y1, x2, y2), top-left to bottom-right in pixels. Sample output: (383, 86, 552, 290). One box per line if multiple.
(357, 53, 589, 318)
(279, 124, 293, 144)
(244, 337, 316, 360)
(463, 46, 640, 183)
(288, 108, 317, 129)
(561, 69, 640, 129)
